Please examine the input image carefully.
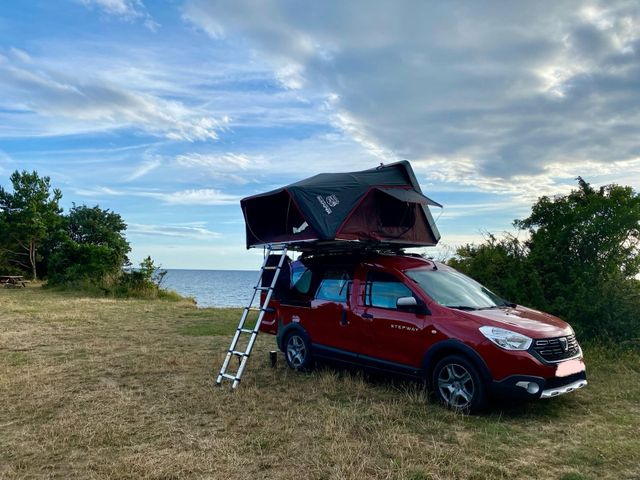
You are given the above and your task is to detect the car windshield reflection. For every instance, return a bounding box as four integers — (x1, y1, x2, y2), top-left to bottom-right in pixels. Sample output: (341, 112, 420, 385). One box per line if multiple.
(405, 267, 509, 310)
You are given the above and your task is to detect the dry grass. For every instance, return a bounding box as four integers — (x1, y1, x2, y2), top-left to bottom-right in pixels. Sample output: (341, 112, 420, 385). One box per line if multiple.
(1, 286, 639, 480)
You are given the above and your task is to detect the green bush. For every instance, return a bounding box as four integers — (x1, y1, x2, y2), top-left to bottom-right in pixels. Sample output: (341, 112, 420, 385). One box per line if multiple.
(47, 256, 187, 302)
(113, 257, 179, 300)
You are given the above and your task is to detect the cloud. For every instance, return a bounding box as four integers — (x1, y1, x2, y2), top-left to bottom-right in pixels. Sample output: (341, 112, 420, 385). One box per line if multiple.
(184, 0, 640, 186)
(127, 154, 162, 181)
(0, 47, 224, 141)
(175, 152, 265, 171)
(78, 0, 159, 30)
(8, 48, 32, 63)
(158, 188, 240, 205)
(75, 186, 240, 205)
(80, 0, 142, 18)
(127, 222, 222, 238)
(74, 186, 126, 197)
(0, 150, 11, 174)
(437, 202, 530, 221)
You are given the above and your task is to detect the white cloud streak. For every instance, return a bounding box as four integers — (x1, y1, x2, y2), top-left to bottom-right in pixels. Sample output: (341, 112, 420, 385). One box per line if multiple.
(127, 155, 163, 181)
(0, 48, 224, 141)
(78, 0, 159, 30)
(127, 222, 222, 238)
(175, 152, 266, 171)
(75, 186, 241, 205)
(158, 189, 239, 205)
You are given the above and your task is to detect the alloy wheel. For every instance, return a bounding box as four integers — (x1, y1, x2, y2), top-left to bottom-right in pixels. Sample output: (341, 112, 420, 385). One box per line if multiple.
(286, 335, 307, 369)
(437, 363, 475, 409)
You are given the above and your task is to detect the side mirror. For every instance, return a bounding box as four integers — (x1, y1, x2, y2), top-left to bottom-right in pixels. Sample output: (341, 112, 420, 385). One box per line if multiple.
(397, 296, 418, 308)
(397, 296, 431, 315)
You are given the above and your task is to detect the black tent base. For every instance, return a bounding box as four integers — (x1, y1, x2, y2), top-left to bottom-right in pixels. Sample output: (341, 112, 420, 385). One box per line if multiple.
(252, 239, 427, 254)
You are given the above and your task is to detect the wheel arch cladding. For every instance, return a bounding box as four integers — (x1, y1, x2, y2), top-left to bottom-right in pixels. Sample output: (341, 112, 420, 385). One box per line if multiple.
(422, 339, 493, 386)
(277, 323, 310, 351)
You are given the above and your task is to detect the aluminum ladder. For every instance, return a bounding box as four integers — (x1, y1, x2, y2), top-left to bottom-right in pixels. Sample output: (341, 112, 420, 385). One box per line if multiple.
(216, 244, 289, 389)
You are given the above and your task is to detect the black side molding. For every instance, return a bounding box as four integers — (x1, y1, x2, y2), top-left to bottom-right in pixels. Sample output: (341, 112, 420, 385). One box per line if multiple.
(313, 344, 422, 378)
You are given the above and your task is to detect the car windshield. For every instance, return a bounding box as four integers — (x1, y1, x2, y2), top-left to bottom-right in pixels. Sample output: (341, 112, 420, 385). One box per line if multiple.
(405, 267, 508, 310)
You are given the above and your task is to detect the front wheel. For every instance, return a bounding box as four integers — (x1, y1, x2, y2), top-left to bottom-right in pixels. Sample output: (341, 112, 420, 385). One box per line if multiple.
(432, 354, 487, 413)
(284, 332, 313, 371)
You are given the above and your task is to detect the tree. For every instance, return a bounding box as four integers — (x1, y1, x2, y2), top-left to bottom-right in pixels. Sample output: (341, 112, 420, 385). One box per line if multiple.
(47, 204, 130, 285)
(451, 178, 640, 341)
(516, 177, 640, 281)
(138, 255, 167, 286)
(0, 171, 62, 280)
(517, 178, 640, 340)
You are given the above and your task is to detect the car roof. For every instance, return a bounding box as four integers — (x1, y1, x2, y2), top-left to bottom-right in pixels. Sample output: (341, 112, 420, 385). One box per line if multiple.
(299, 252, 444, 273)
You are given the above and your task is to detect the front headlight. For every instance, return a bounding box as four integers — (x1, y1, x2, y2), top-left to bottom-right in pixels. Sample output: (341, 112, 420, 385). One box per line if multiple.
(479, 326, 532, 351)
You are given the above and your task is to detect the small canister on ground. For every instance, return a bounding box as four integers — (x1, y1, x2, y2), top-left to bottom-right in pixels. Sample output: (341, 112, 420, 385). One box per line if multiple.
(269, 350, 278, 367)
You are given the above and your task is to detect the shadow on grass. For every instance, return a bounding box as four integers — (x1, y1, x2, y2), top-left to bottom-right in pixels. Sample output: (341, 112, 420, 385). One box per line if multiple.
(306, 358, 582, 419)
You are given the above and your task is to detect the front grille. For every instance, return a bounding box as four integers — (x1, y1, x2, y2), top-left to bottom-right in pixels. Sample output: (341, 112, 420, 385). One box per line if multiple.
(532, 334, 580, 362)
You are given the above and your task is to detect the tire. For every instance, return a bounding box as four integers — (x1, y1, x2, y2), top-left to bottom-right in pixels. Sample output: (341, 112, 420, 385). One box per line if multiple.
(432, 354, 487, 413)
(284, 331, 313, 371)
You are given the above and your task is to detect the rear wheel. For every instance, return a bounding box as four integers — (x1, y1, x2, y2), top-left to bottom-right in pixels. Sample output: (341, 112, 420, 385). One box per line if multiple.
(284, 332, 312, 371)
(432, 355, 487, 413)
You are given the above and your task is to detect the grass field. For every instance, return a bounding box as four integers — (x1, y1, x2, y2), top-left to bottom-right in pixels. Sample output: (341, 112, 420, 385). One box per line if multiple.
(1, 286, 639, 480)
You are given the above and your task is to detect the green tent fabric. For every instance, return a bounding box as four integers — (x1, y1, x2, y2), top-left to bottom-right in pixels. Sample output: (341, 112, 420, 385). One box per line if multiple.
(240, 161, 442, 250)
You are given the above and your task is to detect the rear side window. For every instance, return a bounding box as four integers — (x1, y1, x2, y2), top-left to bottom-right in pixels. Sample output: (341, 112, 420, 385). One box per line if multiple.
(292, 264, 312, 294)
(316, 270, 351, 302)
(365, 271, 413, 309)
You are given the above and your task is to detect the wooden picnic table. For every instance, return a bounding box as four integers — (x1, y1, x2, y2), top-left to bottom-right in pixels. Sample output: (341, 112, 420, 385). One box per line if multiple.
(0, 275, 30, 288)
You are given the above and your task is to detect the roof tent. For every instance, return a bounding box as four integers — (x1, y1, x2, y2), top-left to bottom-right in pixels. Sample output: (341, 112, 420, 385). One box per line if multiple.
(241, 161, 442, 250)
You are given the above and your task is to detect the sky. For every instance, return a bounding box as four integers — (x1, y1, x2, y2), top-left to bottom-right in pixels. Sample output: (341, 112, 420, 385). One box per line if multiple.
(0, 0, 638, 270)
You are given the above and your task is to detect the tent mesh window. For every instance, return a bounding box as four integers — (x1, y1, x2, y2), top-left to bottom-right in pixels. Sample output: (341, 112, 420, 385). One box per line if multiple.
(243, 190, 316, 246)
(376, 190, 416, 230)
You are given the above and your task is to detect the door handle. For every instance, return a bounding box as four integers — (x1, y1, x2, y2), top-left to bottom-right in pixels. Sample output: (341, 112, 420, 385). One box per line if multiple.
(361, 312, 373, 321)
(340, 309, 348, 326)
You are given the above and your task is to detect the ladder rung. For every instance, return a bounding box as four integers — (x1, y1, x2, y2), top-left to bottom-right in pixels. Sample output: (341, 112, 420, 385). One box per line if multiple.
(262, 266, 278, 270)
(254, 286, 270, 291)
(220, 373, 237, 381)
(230, 350, 248, 357)
(246, 306, 275, 313)
(238, 327, 255, 334)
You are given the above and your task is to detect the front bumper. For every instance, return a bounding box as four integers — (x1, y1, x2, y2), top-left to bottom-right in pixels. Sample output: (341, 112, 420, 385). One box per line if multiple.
(490, 370, 587, 400)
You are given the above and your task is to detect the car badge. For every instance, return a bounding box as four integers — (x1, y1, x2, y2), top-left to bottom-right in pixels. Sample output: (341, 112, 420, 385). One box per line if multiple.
(559, 337, 568, 352)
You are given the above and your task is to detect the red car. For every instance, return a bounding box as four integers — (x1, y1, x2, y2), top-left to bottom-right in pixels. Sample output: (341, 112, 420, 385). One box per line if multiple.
(260, 252, 587, 412)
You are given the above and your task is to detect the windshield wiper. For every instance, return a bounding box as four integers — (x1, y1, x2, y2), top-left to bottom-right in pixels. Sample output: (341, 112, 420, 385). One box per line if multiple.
(477, 303, 517, 310)
(445, 305, 479, 311)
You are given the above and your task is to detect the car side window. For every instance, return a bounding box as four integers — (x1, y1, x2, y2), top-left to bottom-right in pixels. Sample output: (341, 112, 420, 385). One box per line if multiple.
(365, 271, 414, 309)
(292, 266, 312, 294)
(315, 270, 351, 302)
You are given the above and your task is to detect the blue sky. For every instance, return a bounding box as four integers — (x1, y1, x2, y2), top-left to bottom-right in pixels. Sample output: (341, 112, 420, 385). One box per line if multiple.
(1, 1, 639, 269)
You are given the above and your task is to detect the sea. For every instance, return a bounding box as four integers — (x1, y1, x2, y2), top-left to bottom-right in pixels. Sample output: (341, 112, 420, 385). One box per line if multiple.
(161, 269, 260, 308)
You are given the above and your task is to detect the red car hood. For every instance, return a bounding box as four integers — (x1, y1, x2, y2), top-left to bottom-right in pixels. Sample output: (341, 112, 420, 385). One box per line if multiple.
(455, 305, 572, 338)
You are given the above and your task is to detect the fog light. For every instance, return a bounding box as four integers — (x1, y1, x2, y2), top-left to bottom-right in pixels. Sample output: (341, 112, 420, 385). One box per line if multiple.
(516, 381, 540, 394)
